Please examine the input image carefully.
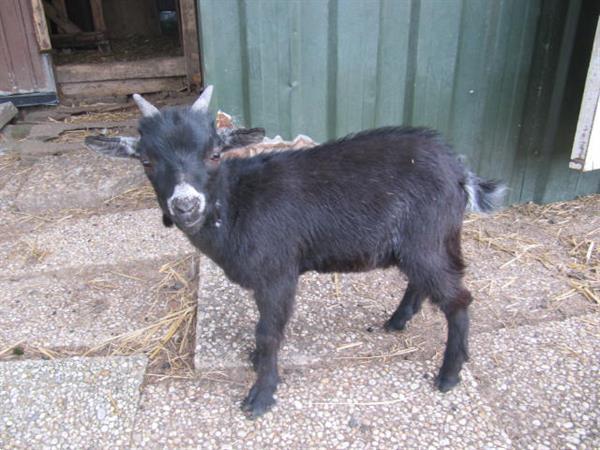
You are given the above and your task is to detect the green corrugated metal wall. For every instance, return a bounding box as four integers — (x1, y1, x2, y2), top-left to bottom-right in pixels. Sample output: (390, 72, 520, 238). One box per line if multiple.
(198, 0, 600, 204)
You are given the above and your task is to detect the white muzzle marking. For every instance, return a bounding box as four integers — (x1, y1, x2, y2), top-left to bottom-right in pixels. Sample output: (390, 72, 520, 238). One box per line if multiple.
(167, 182, 206, 216)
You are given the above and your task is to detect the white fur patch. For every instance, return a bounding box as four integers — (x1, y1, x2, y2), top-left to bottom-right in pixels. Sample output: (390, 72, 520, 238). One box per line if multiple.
(167, 182, 206, 215)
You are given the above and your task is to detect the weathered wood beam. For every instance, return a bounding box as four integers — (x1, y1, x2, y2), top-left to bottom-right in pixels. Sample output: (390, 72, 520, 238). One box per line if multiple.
(42, 0, 80, 34)
(31, 0, 52, 52)
(55, 57, 187, 83)
(179, 0, 201, 90)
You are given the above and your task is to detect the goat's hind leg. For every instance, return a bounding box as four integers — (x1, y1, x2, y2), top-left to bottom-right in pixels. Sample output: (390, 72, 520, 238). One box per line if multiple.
(384, 282, 426, 332)
(242, 276, 297, 418)
(434, 288, 471, 392)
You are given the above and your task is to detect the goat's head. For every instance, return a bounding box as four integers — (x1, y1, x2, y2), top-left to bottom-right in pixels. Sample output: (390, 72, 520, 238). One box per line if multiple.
(85, 86, 263, 233)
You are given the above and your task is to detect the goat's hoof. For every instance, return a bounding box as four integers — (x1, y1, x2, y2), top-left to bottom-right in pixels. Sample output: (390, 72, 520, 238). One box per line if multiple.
(241, 386, 276, 419)
(434, 374, 460, 393)
(383, 318, 406, 332)
(249, 349, 259, 372)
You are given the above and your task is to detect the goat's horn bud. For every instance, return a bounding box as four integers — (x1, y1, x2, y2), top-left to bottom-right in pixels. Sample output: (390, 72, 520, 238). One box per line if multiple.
(191, 85, 214, 113)
(133, 94, 160, 117)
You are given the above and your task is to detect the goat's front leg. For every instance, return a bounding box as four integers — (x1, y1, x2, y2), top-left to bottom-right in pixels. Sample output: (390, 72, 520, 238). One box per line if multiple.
(242, 276, 297, 418)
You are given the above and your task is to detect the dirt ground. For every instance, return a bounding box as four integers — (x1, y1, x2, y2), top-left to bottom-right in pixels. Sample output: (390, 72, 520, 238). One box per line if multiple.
(53, 35, 182, 66)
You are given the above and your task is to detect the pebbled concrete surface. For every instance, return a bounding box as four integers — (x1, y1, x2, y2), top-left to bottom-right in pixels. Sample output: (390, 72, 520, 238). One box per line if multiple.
(470, 313, 600, 449)
(0, 260, 187, 349)
(0, 208, 193, 278)
(195, 257, 419, 370)
(15, 149, 146, 213)
(0, 355, 147, 449)
(133, 360, 511, 449)
(194, 256, 595, 372)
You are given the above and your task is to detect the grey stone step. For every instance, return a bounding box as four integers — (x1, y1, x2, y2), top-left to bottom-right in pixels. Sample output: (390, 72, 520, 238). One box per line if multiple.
(194, 253, 594, 371)
(132, 360, 511, 449)
(0, 208, 193, 278)
(14, 148, 146, 213)
(0, 258, 193, 350)
(469, 313, 599, 449)
(0, 355, 147, 449)
(194, 258, 427, 371)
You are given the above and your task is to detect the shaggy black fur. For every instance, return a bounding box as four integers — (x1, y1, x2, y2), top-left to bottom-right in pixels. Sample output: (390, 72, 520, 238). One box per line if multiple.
(89, 104, 505, 418)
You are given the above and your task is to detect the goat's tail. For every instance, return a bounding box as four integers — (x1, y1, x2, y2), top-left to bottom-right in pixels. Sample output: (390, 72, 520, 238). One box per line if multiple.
(463, 170, 507, 213)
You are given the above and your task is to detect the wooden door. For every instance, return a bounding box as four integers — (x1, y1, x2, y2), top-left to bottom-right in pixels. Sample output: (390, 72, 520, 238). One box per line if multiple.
(0, 0, 57, 106)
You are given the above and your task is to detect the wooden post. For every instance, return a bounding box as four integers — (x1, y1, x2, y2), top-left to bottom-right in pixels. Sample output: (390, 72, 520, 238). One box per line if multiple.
(179, 0, 202, 91)
(30, 0, 52, 51)
(89, 0, 106, 32)
(42, 0, 81, 34)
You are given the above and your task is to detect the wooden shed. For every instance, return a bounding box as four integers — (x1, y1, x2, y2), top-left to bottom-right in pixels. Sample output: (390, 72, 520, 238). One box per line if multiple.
(0, 0, 201, 104)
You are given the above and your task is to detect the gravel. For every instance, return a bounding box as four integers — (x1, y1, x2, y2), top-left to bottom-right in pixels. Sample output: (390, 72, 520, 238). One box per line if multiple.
(0, 355, 147, 449)
(133, 359, 511, 449)
(470, 313, 600, 449)
(0, 208, 193, 279)
(14, 149, 146, 213)
(0, 259, 189, 349)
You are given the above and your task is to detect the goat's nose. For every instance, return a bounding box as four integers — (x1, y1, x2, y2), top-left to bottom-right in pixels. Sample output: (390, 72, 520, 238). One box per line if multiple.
(172, 197, 198, 214)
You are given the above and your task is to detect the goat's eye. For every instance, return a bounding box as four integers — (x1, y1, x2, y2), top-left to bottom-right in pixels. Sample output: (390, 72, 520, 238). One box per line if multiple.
(210, 149, 221, 161)
(141, 159, 153, 169)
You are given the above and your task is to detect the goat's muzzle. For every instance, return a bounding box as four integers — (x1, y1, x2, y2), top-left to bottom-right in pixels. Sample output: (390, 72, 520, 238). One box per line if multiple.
(172, 198, 203, 228)
(167, 183, 206, 231)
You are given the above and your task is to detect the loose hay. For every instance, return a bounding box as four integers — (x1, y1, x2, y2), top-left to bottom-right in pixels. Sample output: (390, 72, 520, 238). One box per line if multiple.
(464, 194, 599, 306)
(82, 255, 199, 378)
(103, 184, 155, 207)
(9, 239, 51, 264)
(65, 110, 139, 124)
(0, 255, 199, 381)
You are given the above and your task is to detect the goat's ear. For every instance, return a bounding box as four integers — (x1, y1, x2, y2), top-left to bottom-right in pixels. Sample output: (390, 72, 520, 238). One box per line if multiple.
(85, 135, 140, 159)
(220, 127, 266, 150)
(191, 85, 214, 113)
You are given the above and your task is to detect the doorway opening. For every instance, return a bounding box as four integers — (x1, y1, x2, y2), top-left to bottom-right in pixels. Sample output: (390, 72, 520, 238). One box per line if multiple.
(42, 0, 200, 99)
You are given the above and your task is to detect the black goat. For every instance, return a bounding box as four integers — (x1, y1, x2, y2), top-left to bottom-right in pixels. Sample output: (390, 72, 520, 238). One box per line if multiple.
(86, 86, 505, 418)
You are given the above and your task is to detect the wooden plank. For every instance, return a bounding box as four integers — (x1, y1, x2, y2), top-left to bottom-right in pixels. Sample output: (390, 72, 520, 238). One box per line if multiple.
(42, 0, 80, 34)
(89, 0, 106, 32)
(59, 77, 186, 97)
(570, 19, 600, 172)
(30, 0, 52, 52)
(0, 0, 56, 94)
(179, 0, 201, 89)
(0, 102, 18, 129)
(55, 57, 187, 83)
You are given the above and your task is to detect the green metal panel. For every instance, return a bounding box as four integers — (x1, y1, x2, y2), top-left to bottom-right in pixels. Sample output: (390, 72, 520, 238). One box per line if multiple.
(198, 0, 600, 204)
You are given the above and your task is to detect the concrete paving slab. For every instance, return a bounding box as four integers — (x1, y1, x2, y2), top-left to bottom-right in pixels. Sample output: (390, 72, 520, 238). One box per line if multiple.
(133, 360, 510, 449)
(194, 257, 424, 371)
(0, 208, 193, 278)
(471, 314, 599, 449)
(15, 149, 146, 212)
(194, 256, 594, 372)
(0, 355, 147, 449)
(0, 260, 185, 349)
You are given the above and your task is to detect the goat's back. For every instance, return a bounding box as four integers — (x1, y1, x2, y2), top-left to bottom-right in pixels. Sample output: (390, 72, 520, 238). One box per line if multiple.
(218, 126, 468, 278)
